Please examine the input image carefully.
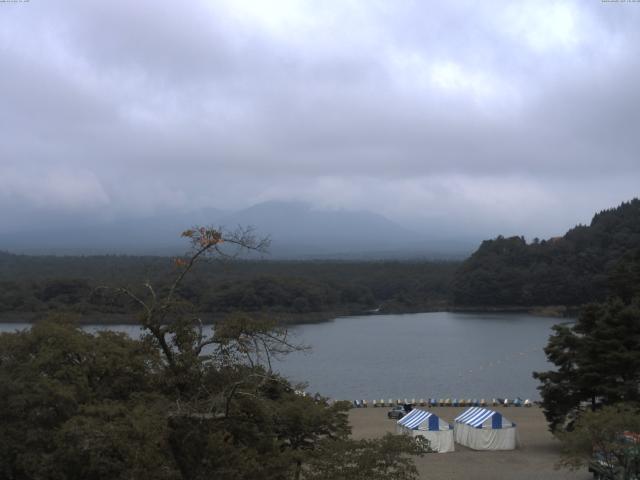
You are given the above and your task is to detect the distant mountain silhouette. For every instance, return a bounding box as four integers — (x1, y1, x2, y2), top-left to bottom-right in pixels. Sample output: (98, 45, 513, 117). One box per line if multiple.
(0, 209, 225, 256)
(219, 201, 422, 257)
(0, 201, 473, 258)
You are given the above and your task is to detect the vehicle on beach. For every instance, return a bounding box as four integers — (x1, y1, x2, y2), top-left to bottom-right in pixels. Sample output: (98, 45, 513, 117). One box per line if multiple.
(388, 404, 412, 420)
(588, 431, 640, 480)
(589, 458, 639, 480)
(388, 406, 406, 419)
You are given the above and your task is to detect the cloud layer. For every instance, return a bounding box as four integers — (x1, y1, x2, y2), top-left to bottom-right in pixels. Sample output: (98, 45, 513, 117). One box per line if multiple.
(1, 0, 639, 240)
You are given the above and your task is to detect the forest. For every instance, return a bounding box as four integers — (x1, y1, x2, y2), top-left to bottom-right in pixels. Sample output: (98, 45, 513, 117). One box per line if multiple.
(452, 199, 640, 307)
(0, 227, 430, 479)
(0, 252, 456, 323)
(1, 199, 639, 324)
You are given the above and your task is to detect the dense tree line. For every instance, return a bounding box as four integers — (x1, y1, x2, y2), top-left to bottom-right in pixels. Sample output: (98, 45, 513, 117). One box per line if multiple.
(0, 227, 428, 479)
(532, 247, 640, 476)
(452, 199, 640, 307)
(0, 253, 456, 322)
(3, 199, 639, 320)
(527, 205, 640, 476)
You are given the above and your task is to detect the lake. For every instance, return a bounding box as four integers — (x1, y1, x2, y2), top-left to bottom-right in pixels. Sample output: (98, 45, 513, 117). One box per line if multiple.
(0, 311, 564, 401)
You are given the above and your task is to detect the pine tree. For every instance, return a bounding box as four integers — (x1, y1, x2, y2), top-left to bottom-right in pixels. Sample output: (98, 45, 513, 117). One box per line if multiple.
(534, 298, 640, 432)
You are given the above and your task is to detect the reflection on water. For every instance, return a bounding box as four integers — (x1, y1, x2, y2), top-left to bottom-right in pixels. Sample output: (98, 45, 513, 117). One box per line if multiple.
(0, 311, 563, 401)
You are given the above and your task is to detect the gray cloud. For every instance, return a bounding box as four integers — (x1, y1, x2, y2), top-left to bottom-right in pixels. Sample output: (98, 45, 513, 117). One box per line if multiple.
(0, 0, 639, 242)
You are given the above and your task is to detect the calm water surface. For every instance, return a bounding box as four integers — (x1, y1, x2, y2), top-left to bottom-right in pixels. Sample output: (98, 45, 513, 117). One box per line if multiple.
(0, 312, 564, 401)
(280, 312, 563, 401)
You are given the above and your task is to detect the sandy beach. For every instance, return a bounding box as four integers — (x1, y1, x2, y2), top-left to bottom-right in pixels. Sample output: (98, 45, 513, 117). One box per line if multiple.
(349, 406, 592, 480)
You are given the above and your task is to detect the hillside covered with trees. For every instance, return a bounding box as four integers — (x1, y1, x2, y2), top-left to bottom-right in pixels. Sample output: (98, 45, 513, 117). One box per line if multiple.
(531, 217, 640, 475)
(3, 199, 639, 322)
(0, 252, 456, 323)
(452, 199, 640, 308)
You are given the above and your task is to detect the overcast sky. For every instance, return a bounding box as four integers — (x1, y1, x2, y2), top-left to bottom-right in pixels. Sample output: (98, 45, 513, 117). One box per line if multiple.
(1, 0, 639, 240)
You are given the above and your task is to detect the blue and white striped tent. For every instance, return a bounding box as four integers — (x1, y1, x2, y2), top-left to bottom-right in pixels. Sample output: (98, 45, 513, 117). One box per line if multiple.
(454, 407, 518, 450)
(396, 409, 454, 453)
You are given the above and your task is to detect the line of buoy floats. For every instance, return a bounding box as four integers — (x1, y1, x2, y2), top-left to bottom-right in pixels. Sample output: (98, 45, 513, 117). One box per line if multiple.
(349, 398, 535, 408)
(293, 391, 538, 408)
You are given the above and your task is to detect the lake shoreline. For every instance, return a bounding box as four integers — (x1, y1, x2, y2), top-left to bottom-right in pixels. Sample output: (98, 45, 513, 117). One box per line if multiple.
(0, 304, 578, 326)
(2, 311, 562, 400)
(449, 304, 580, 318)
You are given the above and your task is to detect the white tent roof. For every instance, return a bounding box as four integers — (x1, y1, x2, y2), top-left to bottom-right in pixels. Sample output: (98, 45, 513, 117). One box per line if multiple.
(397, 408, 455, 453)
(455, 407, 514, 429)
(398, 409, 451, 431)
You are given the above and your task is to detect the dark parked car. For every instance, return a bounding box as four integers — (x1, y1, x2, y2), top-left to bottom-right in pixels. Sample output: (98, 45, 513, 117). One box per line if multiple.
(388, 404, 413, 420)
(388, 406, 405, 419)
(587, 432, 639, 479)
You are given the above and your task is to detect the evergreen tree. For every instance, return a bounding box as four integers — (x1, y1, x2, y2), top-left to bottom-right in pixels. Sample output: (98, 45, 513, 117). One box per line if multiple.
(534, 298, 640, 432)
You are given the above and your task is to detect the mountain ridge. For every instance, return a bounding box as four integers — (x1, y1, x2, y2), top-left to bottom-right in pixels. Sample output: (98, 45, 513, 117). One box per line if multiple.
(452, 198, 640, 307)
(0, 201, 474, 259)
